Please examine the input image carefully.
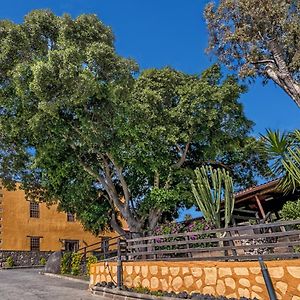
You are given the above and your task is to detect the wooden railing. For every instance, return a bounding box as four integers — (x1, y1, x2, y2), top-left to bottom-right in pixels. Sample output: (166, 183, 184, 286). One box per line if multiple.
(77, 234, 128, 268)
(125, 219, 300, 261)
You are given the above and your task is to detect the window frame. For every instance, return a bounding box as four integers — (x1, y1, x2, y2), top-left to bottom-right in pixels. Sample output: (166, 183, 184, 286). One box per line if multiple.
(64, 239, 79, 252)
(30, 236, 40, 251)
(66, 212, 75, 222)
(29, 201, 40, 218)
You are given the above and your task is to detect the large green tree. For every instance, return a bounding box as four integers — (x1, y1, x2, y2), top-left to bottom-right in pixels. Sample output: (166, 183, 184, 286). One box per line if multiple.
(205, 0, 300, 108)
(0, 10, 268, 235)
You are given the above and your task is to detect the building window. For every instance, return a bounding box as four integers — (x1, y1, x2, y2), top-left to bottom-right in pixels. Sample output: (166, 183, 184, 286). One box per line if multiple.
(67, 212, 75, 222)
(64, 240, 79, 252)
(30, 202, 39, 218)
(30, 237, 40, 251)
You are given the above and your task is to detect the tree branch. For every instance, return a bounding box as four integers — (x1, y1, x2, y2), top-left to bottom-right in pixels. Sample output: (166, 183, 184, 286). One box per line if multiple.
(106, 153, 131, 209)
(173, 142, 190, 168)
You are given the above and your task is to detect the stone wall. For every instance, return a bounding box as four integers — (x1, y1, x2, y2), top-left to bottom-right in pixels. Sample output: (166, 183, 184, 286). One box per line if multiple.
(0, 250, 52, 267)
(90, 259, 300, 300)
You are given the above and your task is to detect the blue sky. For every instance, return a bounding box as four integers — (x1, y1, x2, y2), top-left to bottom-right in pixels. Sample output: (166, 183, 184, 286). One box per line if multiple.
(2, 0, 299, 136)
(2, 0, 299, 221)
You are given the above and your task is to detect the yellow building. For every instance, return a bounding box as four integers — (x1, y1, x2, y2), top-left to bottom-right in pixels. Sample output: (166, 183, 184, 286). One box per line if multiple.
(0, 184, 114, 253)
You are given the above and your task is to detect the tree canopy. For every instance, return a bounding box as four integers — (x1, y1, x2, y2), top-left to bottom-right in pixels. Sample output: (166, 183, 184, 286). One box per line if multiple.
(0, 10, 268, 235)
(205, 0, 300, 108)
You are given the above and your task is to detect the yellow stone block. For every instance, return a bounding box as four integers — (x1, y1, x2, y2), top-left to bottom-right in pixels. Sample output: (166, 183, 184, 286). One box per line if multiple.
(99, 265, 104, 273)
(252, 285, 263, 293)
(124, 276, 133, 287)
(133, 276, 142, 287)
(249, 267, 260, 275)
(141, 266, 148, 278)
(196, 279, 202, 289)
(182, 267, 190, 275)
(234, 267, 249, 276)
(170, 267, 180, 276)
(95, 274, 100, 283)
(268, 267, 284, 279)
(161, 266, 169, 276)
(184, 275, 194, 288)
(216, 279, 226, 295)
(275, 281, 288, 294)
(172, 276, 183, 291)
(225, 277, 236, 290)
(292, 296, 300, 300)
(276, 292, 282, 300)
(134, 265, 140, 274)
(287, 266, 300, 278)
(298, 283, 300, 292)
(112, 266, 117, 274)
(218, 267, 232, 277)
(204, 267, 217, 285)
(160, 278, 169, 291)
(227, 293, 237, 298)
(239, 278, 250, 287)
(191, 267, 203, 277)
(126, 266, 133, 275)
(151, 277, 159, 289)
(150, 266, 158, 275)
(255, 276, 265, 284)
(142, 279, 150, 288)
(251, 291, 262, 300)
(238, 288, 250, 298)
(203, 286, 215, 295)
(100, 274, 106, 282)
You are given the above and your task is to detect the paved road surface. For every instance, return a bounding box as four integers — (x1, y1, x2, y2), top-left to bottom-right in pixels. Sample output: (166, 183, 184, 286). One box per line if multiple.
(0, 268, 97, 300)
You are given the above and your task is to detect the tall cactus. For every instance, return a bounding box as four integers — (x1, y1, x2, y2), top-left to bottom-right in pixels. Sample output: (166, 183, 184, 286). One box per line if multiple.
(190, 166, 235, 228)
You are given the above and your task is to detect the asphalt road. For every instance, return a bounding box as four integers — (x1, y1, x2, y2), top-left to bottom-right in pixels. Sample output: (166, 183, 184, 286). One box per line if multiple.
(0, 268, 97, 300)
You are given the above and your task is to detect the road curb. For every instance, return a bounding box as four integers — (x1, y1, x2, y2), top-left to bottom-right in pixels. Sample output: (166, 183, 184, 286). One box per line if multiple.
(41, 272, 89, 284)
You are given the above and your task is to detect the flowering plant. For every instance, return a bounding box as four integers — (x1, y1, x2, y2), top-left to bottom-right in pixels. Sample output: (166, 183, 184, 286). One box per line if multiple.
(152, 219, 215, 253)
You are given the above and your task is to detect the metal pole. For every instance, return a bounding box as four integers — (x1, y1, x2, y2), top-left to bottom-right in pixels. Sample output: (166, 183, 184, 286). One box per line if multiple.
(258, 257, 277, 300)
(83, 247, 87, 273)
(117, 238, 123, 289)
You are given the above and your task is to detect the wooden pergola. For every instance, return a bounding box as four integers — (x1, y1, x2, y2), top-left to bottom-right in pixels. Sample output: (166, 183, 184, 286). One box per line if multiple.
(232, 179, 299, 223)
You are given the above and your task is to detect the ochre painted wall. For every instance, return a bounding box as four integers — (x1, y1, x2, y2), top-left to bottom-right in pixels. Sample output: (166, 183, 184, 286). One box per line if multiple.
(0, 186, 117, 251)
(90, 259, 300, 300)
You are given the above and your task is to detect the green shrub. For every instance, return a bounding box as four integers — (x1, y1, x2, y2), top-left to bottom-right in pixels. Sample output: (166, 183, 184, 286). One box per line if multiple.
(86, 255, 97, 275)
(40, 257, 47, 266)
(61, 252, 72, 274)
(280, 199, 300, 220)
(5, 256, 14, 267)
(71, 253, 82, 276)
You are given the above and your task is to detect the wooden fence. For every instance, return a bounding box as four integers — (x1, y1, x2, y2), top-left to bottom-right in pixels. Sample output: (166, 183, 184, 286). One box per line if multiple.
(125, 219, 300, 261)
(78, 219, 300, 264)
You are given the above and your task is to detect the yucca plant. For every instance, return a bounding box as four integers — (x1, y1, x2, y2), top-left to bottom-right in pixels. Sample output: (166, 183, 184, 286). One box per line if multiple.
(263, 129, 300, 194)
(190, 166, 234, 228)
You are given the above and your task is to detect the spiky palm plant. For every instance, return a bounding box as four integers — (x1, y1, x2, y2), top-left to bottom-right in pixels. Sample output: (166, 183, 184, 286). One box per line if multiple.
(263, 129, 300, 194)
(190, 166, 234, 228)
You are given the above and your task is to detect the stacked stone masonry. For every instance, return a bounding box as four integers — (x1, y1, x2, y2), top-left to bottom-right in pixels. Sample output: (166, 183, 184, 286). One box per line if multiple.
(90, 260, 300, 300)
(0, 250, 52, 267)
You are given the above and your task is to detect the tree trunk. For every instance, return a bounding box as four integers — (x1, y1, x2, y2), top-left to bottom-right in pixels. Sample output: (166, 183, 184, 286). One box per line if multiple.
(265, 65, 300, 108)
(266, 40, 300, 108)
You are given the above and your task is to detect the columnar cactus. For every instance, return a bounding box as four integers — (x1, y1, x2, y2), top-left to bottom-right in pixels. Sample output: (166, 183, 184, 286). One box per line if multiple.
(191, 166, 234, 228)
